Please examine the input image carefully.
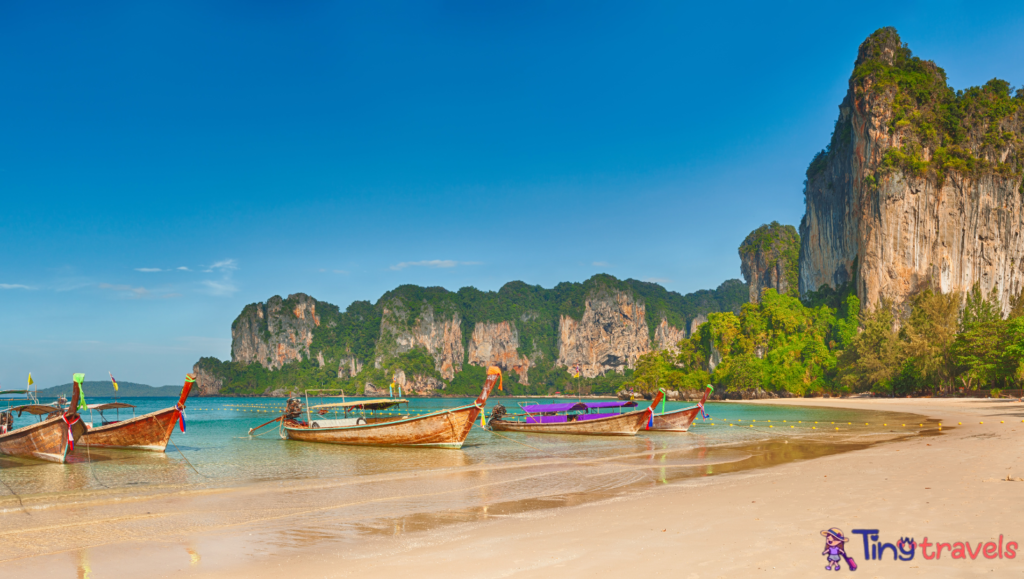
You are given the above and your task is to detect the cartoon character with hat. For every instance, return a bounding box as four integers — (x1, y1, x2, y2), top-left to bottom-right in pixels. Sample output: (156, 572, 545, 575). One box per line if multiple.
(821, 527, 857, 571)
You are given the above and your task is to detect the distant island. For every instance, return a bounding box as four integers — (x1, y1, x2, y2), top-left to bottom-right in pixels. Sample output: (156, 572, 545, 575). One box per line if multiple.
(34, 381, 183, 398)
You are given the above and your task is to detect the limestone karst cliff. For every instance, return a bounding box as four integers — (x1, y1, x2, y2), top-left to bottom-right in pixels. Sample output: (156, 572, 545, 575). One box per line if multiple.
(231, 294, 320, 369)
(467, 321, 532, 383)
(556, 291, 651, 378)
(192, 363, 223, 396)
(376, 297, 463, 380)
(799, 27, 1024, 313)
(195, 275, 747, 396)
(740, 222, 800, 303)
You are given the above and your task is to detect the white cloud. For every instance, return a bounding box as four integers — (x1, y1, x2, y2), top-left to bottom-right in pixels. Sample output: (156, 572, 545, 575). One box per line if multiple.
(205, 259, 237, 273)
(199, 258, 238, 296)
(592, 261, 610, 267)
(177, 266, 190, 271)
(644, 277, 673, 284)
(201, 279, 238, 297)
(99, 283, 150, 298)
(390, 260, 480, 271)
(0, 283, 33, 290)
(135, 268, 162, 273)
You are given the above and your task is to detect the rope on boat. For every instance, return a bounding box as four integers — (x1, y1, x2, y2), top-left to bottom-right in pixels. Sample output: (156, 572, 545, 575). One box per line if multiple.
(169, 440, 213, 479)
(83, 438, 110, 489)
(0, 473, 28, 515)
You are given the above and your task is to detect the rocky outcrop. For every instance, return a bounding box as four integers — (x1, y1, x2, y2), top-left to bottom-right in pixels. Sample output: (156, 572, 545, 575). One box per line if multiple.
(337, 355, 364, 379)
(740, 222, 800, 303)
(231, 294, 320, 369)
(654, 318, 687, 352)
(192, 363, 223, 396)
(689, 314, 708, 337)
(391, 369, 445, 396)
(800, 28, 1024, 313)
(557, 291, 650, 377)
(467, 321, 531, 383)
(376, 300, 463, 380)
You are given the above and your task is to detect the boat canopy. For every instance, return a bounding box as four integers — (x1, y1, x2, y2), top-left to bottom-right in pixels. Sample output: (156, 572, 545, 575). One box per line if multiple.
(6, 404, 60, 416)
(88, 402, 136, 411)
(308, 398, 409, 411)
(521, 400, 638, 414)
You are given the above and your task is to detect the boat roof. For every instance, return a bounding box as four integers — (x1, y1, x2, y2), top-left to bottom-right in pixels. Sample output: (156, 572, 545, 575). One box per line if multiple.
(88, 402, 136, 411)
(520, 400, 638, 413)
(308, 398, 408, 410)
(6, 404, 60, 416)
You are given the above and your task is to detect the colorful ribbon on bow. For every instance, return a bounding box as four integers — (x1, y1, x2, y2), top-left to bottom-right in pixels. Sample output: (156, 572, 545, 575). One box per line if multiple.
(175, 403, 187, 433)
(62, 414, 80, 453)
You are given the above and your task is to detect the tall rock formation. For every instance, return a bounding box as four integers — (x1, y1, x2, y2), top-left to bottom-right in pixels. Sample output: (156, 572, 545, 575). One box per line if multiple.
(557, 291, 651, 377)
(376, 298, 463, 380)
(231, 293, 320, 369)
(799, 27, 1024, 313)
(467, 321, 531, 383)
(740, 222, 800, 303)
(192, 362, 223, 396)
(654, 317, 687, 352)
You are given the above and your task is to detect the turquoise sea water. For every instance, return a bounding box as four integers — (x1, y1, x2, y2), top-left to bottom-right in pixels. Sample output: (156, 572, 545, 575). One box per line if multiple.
(0, 395, 928, 496)
(0, 395, 933, 563)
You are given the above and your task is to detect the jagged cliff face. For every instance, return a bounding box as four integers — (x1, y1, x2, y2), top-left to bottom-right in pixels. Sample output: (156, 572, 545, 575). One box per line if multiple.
(231, 293, 320, 369)
(740, 222, 800, 303)
(654, 318, 687, 352)
(376, 300, 463, 380)
(689, 313, 708, 337)
(800, 28, 1024, 313)
(192, 363, 223, 396)
(467, 321, 531, 383)
(337, 356, 363, 379)
(557, 292, 651, 377)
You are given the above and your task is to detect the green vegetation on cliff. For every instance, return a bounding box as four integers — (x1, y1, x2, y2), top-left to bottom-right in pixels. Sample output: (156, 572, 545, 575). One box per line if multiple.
(739, 221, 800, 299)
(197, 275, 748, 397)
(810, 27, 1023, 188)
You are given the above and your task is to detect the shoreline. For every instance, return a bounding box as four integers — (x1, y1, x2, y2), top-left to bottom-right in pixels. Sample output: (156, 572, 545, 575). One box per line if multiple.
(2, 398, 1022, 577)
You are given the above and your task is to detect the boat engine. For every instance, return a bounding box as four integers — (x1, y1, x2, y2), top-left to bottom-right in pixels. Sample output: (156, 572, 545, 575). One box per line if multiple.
(284, 397, 303, 419)
(488, 404, 506, 423)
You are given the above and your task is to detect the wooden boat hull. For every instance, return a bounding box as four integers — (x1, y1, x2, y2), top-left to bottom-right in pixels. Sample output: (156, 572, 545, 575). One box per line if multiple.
(0, 415, 88, 463)
(80, 407, 180, 452)
(490, 409, 649, 436)
(284, 404, 481, 449)
(650, 405, 701, 432)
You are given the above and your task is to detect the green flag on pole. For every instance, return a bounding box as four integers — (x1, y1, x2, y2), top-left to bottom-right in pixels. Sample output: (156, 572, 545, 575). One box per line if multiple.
(73, 373, 87, 411)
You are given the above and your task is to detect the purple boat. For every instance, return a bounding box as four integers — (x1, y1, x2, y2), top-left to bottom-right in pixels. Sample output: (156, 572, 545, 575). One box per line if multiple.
(487, 392, 664, 436)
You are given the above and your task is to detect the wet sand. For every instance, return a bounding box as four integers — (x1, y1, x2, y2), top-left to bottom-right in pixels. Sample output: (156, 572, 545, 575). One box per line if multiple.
(3, 398, 1022, 577)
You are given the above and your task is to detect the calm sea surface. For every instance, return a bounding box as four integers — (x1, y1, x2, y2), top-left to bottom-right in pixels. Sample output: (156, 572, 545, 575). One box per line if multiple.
(0, 395, 933, 564)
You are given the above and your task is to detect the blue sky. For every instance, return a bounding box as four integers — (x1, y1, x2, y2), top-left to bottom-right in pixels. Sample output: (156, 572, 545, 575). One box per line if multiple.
(2, 2, 1022, 388)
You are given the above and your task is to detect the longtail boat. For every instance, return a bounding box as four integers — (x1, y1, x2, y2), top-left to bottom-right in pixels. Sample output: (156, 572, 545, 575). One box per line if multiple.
(79, 374, 195, 452)
(269, 367, 502, 449)
(0, 374, 88, 463)
(488, 390, 664, 436)
(649, 385, 713, 432)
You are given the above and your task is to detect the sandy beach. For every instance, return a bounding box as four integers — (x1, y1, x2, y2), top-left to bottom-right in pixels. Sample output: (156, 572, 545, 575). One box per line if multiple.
(3, 397, 1023, 578)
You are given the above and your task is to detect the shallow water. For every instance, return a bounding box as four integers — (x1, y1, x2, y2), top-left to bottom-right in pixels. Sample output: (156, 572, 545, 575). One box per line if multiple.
(0, 396, 934, 564)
